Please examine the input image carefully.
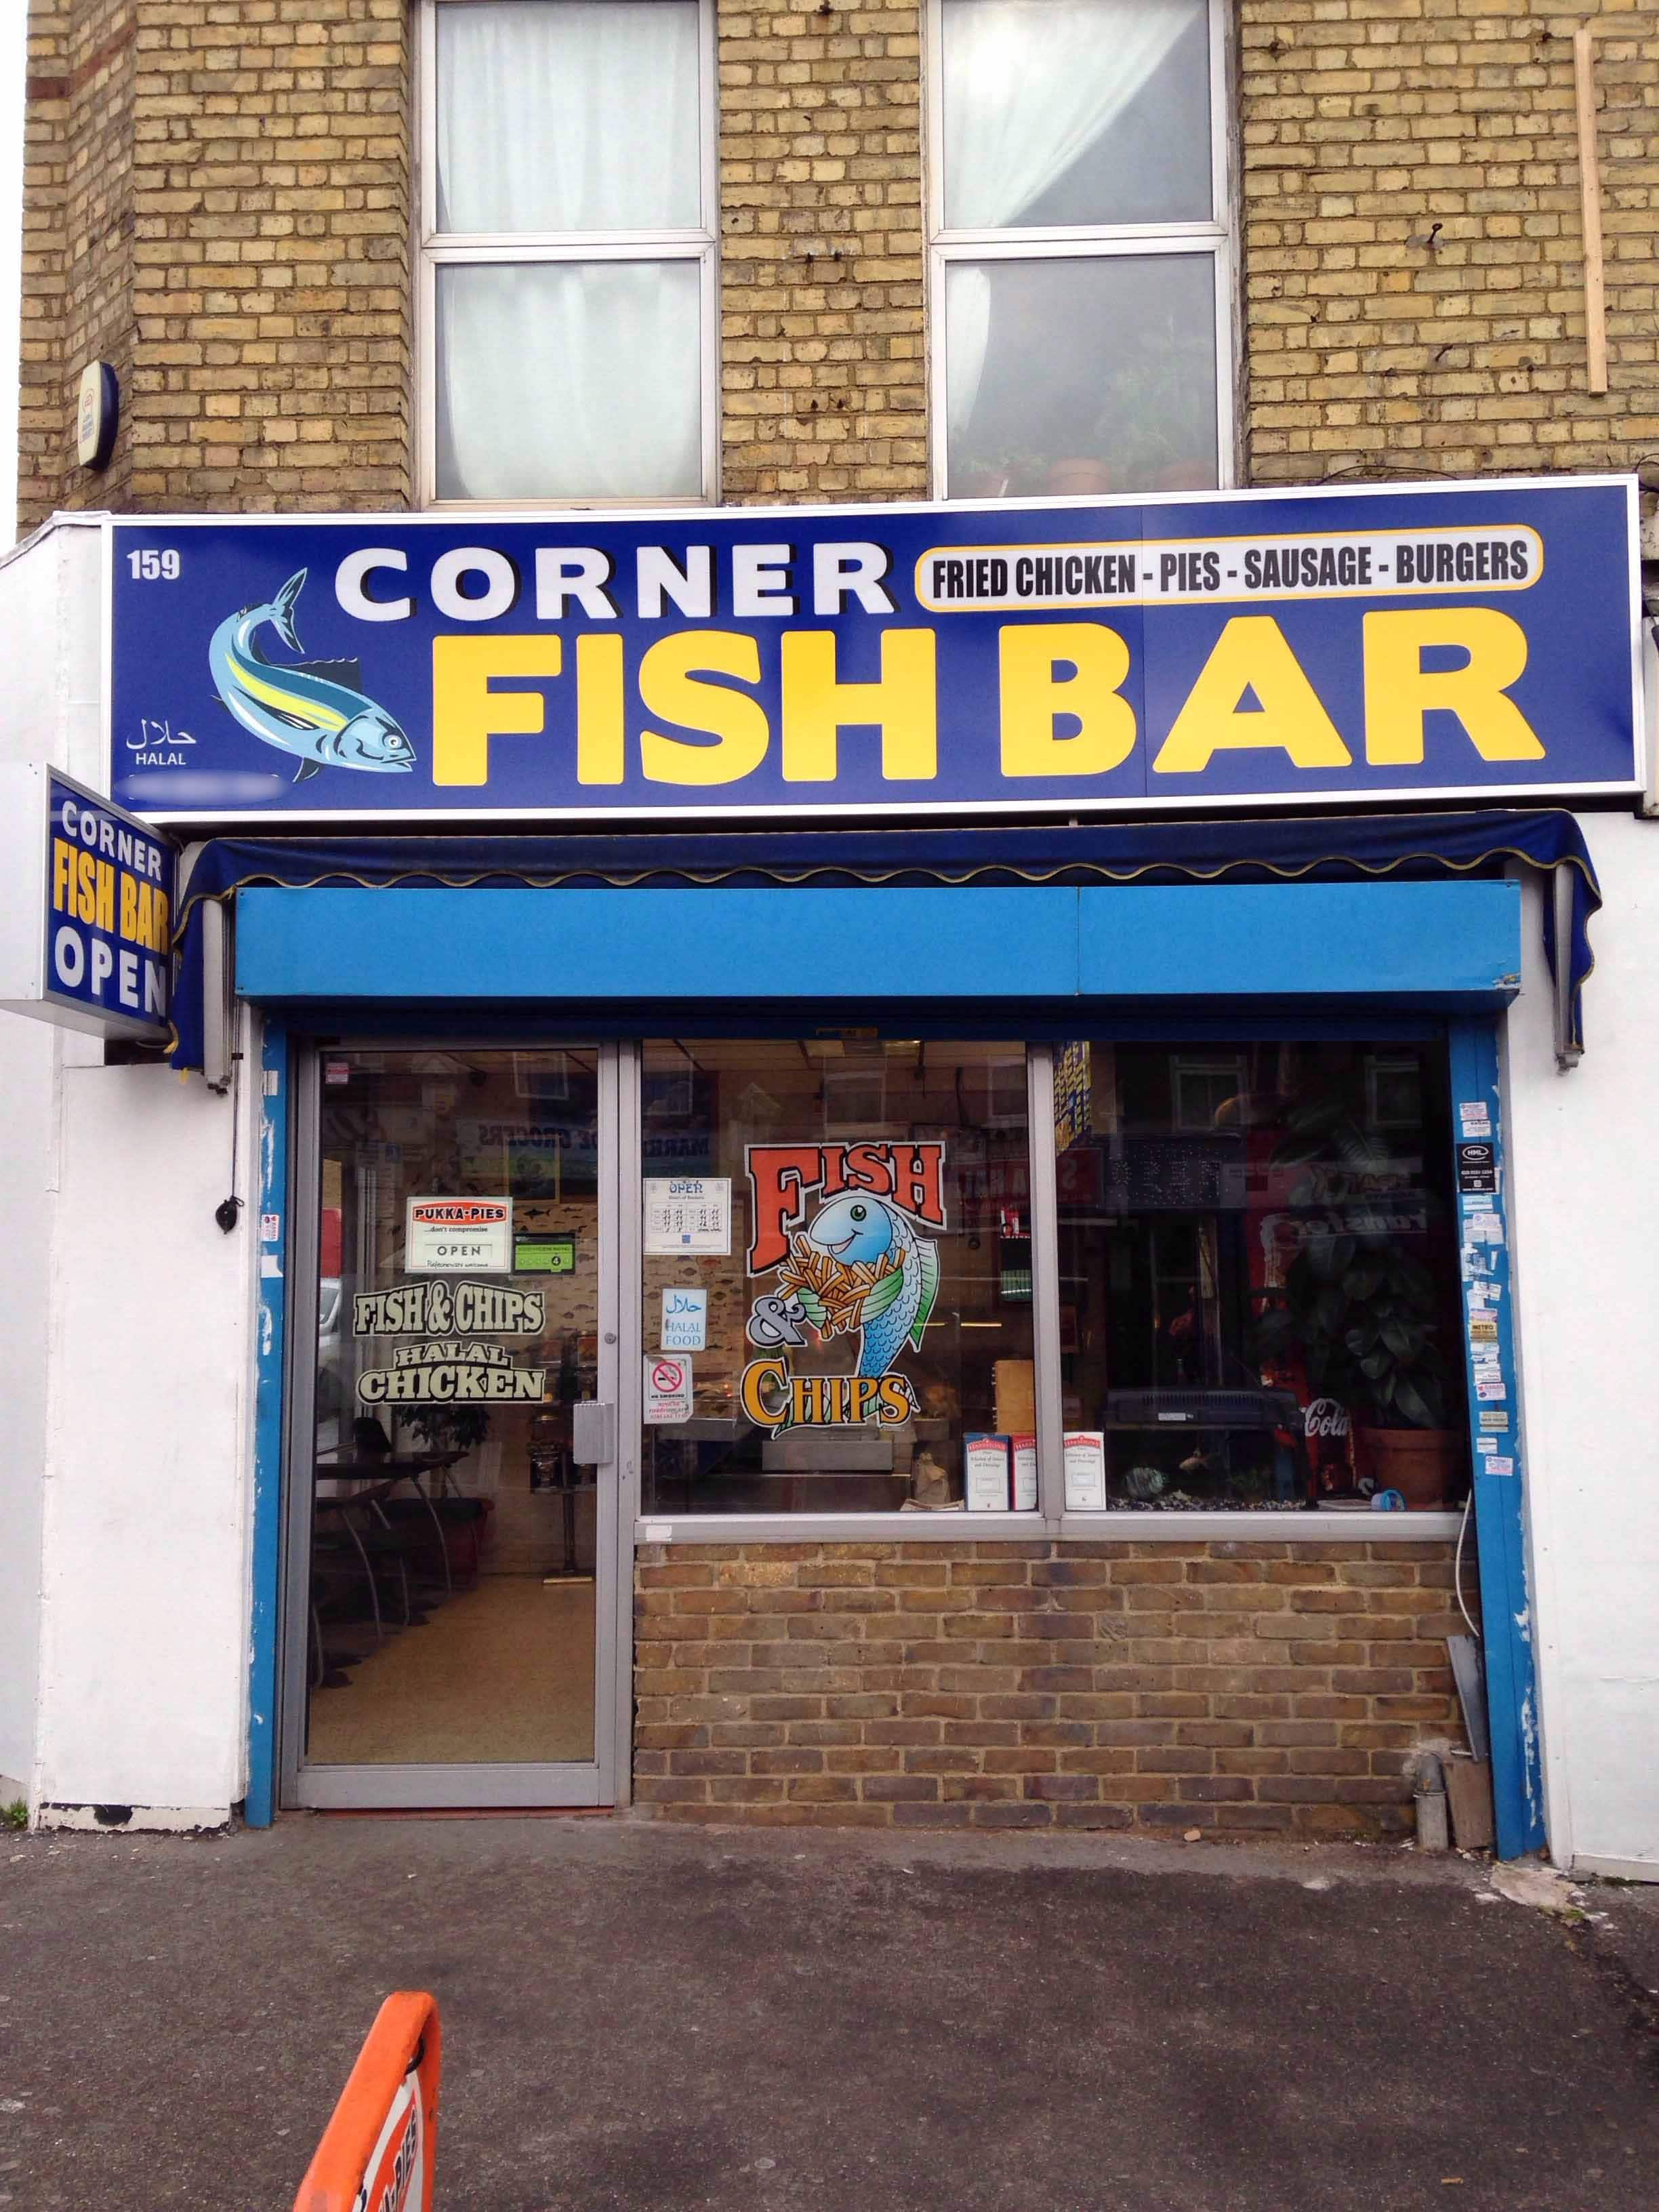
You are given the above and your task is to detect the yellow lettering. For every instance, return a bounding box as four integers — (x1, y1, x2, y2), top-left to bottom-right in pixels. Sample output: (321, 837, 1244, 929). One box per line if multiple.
(639, 631, 769, 786)
(780, 628, 937, 782)
(52, 838, 73, 915)
(877, 1374, 915, 1426)
(1363, 608, 1545, 764)
(94, 861, 115, 935)
(999, 623, 1136, 778)
(575, 633, 626, 785)
(432, 634, 562, 786)
(75, 851, 97, 924)
(740, 1359, 790, 1429)
(120, 872, 138, 942)
(1152, 616, 1352, 775)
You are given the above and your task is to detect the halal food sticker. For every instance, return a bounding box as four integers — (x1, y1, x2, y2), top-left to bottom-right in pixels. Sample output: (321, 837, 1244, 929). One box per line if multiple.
(405, 1195, 512, 1274)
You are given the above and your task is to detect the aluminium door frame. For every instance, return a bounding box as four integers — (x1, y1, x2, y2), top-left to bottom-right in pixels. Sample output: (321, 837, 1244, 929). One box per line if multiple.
(276, 1036, 634, 1811)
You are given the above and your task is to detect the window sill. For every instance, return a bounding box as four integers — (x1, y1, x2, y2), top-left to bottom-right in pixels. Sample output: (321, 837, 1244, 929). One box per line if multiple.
(633, 1510, 1466, 1546)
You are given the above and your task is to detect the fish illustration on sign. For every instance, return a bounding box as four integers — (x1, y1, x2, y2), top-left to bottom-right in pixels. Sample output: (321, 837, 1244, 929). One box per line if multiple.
(781, 1193, 941, 1378)
(207, 569, 415, 783)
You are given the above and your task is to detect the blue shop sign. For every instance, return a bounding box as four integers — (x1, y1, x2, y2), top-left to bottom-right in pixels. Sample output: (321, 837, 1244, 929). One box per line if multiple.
(107, 478, 1641, 823)
(0, 768, 175, 1040)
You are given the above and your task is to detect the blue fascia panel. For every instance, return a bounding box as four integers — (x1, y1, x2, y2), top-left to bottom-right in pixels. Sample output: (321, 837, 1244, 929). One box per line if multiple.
(1077, 882, 1521, 1002)
(235, 880, 1521, 1008)
(236, 886, 1080, 1002)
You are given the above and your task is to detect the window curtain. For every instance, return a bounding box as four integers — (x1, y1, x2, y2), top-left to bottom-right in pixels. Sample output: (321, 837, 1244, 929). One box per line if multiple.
(436, 0, 700, 234)
(941, 0, 1200, 449)
(433, 0, 704, 499)
(435, 260, 701, 501)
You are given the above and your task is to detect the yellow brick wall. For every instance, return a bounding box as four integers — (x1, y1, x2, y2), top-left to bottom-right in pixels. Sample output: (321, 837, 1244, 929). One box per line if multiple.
(716, 0, 928, 503)
(20, 0, 138, 522)
(1239, 3, 1659, 486)
(18, 0, 1659, 527)
(22, 0, 412, 531)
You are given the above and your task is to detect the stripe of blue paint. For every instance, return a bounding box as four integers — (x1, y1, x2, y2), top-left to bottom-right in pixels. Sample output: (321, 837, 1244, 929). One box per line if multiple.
(235, 882, 1521, 1008)
(1448, 1016, 1545, 1862)
(245, 1020, 288, 1830)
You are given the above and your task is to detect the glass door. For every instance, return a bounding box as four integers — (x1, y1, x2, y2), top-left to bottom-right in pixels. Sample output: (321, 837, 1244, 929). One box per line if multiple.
(280, 1044, 624, 1808)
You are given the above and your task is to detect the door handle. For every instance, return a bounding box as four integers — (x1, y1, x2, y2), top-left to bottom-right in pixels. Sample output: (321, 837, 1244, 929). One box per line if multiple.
(572, 1401, 616, 1466)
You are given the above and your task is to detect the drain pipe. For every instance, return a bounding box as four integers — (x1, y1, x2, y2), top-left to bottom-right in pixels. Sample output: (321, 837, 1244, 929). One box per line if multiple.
(1412, 1750, 1450, 1853)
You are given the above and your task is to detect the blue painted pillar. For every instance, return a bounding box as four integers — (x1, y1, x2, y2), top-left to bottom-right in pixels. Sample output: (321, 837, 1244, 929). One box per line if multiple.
(245, 1018, 289, 1828)
(1447, 1017, 1545, 1859)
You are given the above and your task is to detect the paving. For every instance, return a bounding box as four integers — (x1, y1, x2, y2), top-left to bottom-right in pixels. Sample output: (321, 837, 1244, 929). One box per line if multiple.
(1, 1816, 1656, 2211)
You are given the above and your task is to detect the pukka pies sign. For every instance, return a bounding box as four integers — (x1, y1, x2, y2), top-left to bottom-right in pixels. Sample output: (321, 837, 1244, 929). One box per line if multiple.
(105, 477, 1641, 824)
(0, 764, 174, 1042)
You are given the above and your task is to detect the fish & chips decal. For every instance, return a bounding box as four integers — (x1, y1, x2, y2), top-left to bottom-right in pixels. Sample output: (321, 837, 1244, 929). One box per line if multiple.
(741, 1142, 944, 1433)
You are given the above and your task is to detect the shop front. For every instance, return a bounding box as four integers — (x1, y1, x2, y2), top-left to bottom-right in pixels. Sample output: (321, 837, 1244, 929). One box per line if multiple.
(28, 474, 1640, 1853)
(190, 852, 1565, 1847)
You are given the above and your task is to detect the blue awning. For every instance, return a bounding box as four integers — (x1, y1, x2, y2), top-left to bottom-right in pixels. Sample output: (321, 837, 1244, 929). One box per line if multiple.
(169, 806, 1601, 1067)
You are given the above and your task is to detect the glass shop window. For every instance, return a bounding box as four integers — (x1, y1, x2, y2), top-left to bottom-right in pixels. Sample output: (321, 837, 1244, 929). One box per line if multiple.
(1052, 1039, 1471, 1514)
(933, 0, 1228, 498)
(640, 1038, 1039, 1515)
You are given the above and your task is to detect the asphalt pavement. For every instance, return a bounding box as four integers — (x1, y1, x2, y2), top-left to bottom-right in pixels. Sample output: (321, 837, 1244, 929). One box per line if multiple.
(1, 1816, 1656, 2211)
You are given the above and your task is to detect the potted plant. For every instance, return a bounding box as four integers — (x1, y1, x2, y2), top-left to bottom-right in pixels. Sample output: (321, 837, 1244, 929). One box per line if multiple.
(1252, 1094, 1462, 1509)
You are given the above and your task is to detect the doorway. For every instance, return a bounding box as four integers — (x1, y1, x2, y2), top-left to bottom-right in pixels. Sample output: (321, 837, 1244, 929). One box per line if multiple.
(279, 1044, 632, 1809)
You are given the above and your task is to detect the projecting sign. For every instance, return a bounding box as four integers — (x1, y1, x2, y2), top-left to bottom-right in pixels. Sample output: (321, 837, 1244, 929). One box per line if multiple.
(104, 478, 1641, 824)
(0, 764, 174, 1041)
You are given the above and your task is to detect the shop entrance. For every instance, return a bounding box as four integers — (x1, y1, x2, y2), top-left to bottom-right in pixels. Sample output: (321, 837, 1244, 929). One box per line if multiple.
(279, 1044, 629, 1809)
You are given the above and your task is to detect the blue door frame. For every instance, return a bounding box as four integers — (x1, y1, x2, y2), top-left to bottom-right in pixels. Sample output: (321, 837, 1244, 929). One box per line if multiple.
(245, 1017, 288, 1830)
(1448, 1018, 1545, 1859)
(238, 885, 1544, 1851)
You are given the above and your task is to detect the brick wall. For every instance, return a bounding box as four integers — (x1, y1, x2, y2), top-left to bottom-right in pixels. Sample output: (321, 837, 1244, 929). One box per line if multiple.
(1238, 3, 1659, 485)
(21, 2, 1659, 525)
(20, 0, 412, 533)
(634, 1540, 1470, 1834)
(716, 0, 927, 504)
(20, 0, 138, 523)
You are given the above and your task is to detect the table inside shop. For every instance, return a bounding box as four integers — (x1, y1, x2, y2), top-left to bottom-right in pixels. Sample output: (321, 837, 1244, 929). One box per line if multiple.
(313, 1454, 466, 1593)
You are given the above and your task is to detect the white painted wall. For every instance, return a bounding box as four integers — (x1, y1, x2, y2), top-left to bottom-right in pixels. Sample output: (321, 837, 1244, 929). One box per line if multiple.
(1508, 812, 1659, 1879)
(0, 518, 259, 1824)
(0, 1017, 58, 1798)
(34, 1061, 252, 1821)
(0, 522, 108, 1805)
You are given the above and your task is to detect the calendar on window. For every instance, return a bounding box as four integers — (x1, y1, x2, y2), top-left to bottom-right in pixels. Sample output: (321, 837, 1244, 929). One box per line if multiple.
(643, 1176, 732, 1256)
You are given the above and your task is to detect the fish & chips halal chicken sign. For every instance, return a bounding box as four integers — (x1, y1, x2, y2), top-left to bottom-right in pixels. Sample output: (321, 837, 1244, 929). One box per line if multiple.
(0, 764, 174, 1044)
(104, 478, 1641, 824)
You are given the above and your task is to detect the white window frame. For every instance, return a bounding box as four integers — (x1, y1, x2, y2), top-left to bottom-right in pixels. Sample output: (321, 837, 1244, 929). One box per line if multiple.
(415, 0, 721, 509)
(924, 0, 1237, 501)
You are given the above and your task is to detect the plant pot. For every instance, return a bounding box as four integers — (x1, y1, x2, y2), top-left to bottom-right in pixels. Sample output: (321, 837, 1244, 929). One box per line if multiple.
(1356, 1426, 1459, 1509)
(1044, 457, 1117, 496)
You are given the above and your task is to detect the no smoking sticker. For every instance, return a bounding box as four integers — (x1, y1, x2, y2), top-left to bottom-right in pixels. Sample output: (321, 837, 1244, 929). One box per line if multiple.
(644, 1354, 693, 1425)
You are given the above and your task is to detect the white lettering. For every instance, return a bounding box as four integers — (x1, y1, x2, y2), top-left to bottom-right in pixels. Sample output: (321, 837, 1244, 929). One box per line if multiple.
(732, 543, 796, 617)
(54, 925, 84, 987)
(335, 546, 413, 622)
(636, 544, 714, 620)
(535, 548, 617, 621)
(432, 547, 518, 623)
(813, 541, 895, 617)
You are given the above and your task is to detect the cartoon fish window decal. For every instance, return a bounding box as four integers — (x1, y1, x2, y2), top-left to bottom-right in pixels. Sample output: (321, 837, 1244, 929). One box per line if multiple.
(208, 569, 416, 782)
(775, 1193, 941, 1380)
